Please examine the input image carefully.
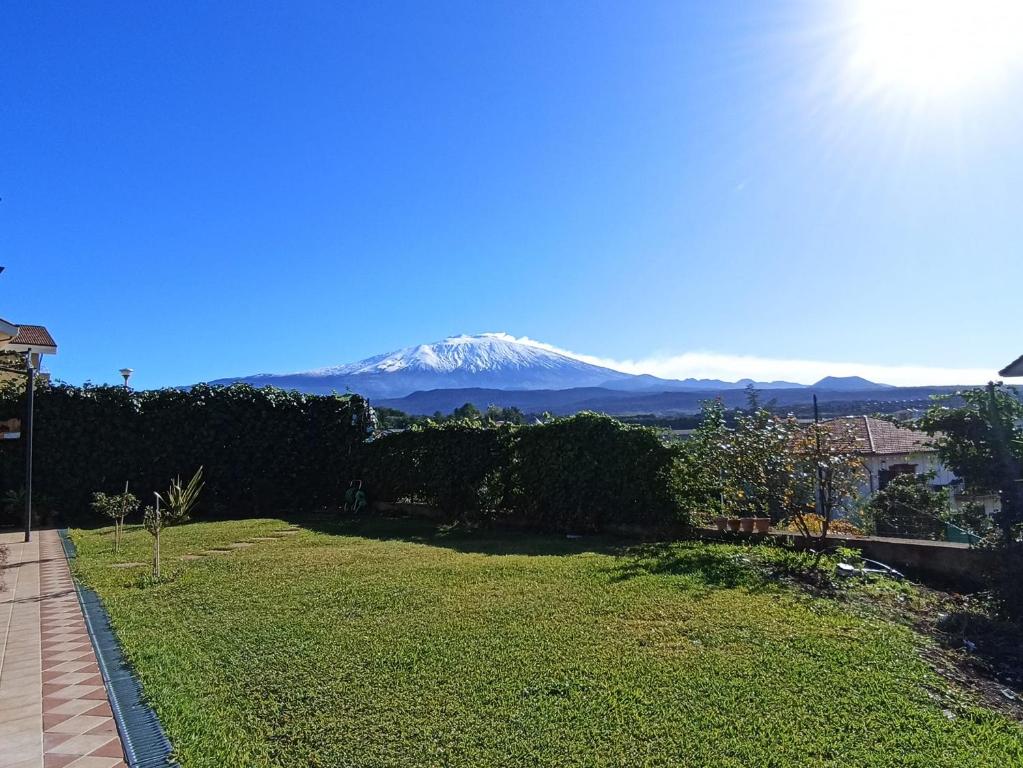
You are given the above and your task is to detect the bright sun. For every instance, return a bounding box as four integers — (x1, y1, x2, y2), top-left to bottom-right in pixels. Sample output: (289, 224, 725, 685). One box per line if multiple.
(848, 0, 1023, 99)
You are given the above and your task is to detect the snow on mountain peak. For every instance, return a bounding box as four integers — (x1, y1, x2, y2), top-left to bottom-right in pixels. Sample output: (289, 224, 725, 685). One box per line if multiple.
(314, 333, 605, 377)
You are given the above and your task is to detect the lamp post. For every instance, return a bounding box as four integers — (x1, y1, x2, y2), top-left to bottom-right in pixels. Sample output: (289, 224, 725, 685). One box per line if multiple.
(120, 368, 134, 389)
(24, 352, 35, 543)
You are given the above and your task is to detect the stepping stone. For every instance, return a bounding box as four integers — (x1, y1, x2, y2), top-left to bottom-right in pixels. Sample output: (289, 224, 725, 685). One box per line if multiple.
(179, 555, 205, 561)
(225, 542, 254, 549)
(250, 537, 279, 542)
(109, 562, 146, 569)
(274, 530, 300, 535)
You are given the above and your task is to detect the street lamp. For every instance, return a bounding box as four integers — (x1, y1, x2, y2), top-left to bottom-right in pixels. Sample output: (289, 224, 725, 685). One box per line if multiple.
(120, 368, 134, 389)
(24, 351, 35, 543)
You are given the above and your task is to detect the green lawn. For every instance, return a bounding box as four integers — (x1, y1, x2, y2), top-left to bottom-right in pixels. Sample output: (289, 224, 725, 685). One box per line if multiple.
(71, 518, 1023, 768)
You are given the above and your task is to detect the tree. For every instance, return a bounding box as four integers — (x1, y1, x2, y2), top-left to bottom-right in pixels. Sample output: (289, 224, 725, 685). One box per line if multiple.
(90, 483, 140, 553)
(676, 400, 729, 520)
(144, 467, 203, 579)
(451, 402, 483, 422)
(719, 407, 799, 521)
(921, 384, 1023, 538)
(921, 384, 1023, 618)
(786, 420, 866, 542)
(863, 473, 949, 539)
(485, 405, 525, 425)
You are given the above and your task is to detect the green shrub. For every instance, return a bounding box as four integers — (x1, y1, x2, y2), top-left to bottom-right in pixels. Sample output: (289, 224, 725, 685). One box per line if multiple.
(863, 474, 949, 539)
(505, 413, 685, 532)
(363, 420, 511, 521)
(364, 412, 687, 533)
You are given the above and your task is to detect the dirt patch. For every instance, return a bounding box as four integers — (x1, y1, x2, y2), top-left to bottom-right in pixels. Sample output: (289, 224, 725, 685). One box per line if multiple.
(842, 580, 1023, 722)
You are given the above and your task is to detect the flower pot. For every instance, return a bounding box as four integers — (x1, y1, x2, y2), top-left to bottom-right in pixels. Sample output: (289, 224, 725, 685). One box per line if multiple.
(752, 517, 771, 534)
(714, 516, 727, 531)
(739, 517, 755, 533)
(725, 518, 741, 533)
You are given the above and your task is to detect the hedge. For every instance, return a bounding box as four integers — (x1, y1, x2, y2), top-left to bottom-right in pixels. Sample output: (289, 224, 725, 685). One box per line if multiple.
(0, 382, 371, 524)
(1, 384, 687, 533)
(363, 412, 688, 532)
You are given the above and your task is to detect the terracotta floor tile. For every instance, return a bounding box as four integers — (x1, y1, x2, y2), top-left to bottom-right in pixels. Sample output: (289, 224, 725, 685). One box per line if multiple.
(44, 732, 117, 755)
(43, 754, 79, 768)
(45, 714, 112, 736)
(44, 699, 106, 718)
(85, 737, 125, 759)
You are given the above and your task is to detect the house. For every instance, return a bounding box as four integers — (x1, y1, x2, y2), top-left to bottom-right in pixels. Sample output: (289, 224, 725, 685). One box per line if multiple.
(0, 322, 58, 384)
(1001, 355, 1023, 378)
(821, 415, 1001, 517)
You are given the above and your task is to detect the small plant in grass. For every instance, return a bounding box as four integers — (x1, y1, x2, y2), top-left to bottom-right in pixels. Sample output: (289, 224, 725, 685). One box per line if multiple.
(90, 484, 140, 553)
(144, 467, 203, 580)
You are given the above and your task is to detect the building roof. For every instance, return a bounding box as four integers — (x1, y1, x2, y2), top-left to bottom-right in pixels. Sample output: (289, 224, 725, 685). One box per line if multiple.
(821, 415, 936, 456)
(1001, 354, 1023, 378)
(11, 325, 57, 349)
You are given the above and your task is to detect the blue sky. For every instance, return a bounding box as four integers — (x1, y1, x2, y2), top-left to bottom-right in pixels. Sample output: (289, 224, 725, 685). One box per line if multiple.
(3, 1, 1021, 388)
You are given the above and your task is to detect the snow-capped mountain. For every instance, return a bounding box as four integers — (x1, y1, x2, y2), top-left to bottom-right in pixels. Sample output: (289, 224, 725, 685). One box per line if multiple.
(208, 332, 889, 400)
(211, 333, 637, 398)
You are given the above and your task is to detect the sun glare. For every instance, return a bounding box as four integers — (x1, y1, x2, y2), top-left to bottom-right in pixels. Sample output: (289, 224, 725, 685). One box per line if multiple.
(848, 0, 1023, 99)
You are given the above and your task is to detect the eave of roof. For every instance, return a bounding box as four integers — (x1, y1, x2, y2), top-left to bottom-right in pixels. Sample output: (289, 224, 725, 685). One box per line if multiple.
(7, 324, 58, 353)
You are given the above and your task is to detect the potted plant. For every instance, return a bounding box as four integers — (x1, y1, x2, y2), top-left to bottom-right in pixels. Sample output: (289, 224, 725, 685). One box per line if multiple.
(725, 517, 741, 532)
(713, 515, 727, 531)
(739, 517, 755, 533)
(752, 517, 771, 534)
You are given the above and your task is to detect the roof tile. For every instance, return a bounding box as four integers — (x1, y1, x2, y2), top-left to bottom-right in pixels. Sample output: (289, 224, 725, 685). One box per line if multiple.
(11, 324, 57, 348)
(821, 415, 934, 455)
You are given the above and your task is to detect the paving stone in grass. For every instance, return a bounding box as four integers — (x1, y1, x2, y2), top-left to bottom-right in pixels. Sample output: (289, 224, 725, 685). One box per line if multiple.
(179, 555, 206, 561)
(225, 543, 254, 549)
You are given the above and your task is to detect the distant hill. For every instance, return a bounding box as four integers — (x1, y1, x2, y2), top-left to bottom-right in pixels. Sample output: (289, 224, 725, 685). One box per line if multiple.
(376, 384, 961, 417)
(811, 375, 894, 391)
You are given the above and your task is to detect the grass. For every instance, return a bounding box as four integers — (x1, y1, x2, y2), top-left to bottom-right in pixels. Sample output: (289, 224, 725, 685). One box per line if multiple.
(71, 517, 1023, 767)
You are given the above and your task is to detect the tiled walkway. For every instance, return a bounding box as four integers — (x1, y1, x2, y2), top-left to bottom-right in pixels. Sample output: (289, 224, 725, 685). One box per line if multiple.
(0, 530, 127, 768)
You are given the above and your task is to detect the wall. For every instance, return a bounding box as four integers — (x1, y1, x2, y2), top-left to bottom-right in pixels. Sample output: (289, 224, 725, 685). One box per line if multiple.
(697, 526, 991, 588)
(372, 502, 990, 588)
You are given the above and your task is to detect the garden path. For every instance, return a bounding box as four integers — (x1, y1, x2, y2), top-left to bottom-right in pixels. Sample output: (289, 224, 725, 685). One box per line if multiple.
(0, 529, 127, 768)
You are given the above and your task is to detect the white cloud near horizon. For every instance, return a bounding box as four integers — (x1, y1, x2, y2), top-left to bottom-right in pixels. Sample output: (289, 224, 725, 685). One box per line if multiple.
(503, 334, 1000, 387)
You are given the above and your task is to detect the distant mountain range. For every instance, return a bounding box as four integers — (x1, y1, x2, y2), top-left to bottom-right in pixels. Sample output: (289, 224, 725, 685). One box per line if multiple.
(207, 332, 957, 415)
(374, 384, 958, 417)
(210, 332, 880, 399)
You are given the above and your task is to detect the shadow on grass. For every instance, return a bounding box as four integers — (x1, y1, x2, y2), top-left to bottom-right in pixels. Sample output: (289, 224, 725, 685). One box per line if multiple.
(608, 541, 767, 591)
(287, 513, 633, 558)
(283, 514, 770, 598)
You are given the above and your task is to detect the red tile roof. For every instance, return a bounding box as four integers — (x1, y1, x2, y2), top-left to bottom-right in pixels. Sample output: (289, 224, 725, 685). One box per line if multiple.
(11, 325, 57, 349)
(821, 415, 935, 456)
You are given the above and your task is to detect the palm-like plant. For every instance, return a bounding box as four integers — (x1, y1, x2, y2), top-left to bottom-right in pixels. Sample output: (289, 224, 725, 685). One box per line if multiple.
(145, 467, 204, 579)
